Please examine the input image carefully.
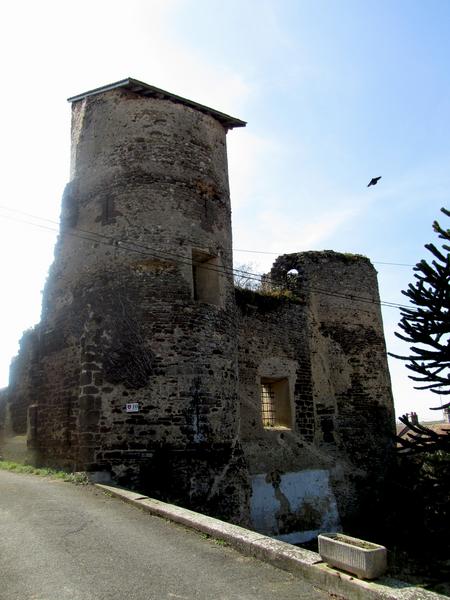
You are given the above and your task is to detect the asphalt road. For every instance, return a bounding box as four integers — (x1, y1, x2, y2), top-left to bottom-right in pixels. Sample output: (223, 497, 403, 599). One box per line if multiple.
(0, 470, 333, 600)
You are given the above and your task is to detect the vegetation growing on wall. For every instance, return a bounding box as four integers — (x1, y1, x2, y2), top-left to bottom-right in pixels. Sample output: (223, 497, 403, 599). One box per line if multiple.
(234, 286, 302, 314)
(234, 262, 304, 312)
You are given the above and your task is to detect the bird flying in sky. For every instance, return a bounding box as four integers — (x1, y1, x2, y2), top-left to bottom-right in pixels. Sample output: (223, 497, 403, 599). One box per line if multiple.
(367, 176, 382, 187)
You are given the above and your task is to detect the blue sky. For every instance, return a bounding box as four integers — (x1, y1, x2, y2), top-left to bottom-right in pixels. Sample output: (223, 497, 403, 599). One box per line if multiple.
(0, 0, 449, 420)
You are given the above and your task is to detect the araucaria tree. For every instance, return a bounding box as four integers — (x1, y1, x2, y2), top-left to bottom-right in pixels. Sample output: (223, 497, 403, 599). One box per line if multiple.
(391, 207, 450, 411)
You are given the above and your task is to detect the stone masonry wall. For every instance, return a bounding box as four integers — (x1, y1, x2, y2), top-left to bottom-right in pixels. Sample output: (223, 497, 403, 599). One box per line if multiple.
(237, 251, 395, 540)
(288, 251, 396, 532)
(236, 288, 340, 542)
(5, 329, 41, 436)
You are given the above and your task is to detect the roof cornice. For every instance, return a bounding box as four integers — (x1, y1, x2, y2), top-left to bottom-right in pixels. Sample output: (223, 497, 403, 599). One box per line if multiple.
(67, 78, 246, 130)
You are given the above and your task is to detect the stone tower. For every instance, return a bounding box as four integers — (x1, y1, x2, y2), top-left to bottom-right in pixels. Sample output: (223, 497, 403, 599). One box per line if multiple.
(28, 79, 249, 520)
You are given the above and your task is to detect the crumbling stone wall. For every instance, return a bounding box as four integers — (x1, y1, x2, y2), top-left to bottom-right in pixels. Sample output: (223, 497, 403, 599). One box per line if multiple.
(237, 251, 395, 540)
(236, 288, 338, 542)
(291, 251, 396, 532)
(4, 328, 41, 436)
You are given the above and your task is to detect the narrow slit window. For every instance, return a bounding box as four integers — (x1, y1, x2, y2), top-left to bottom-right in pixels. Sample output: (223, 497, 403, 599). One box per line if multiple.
(191, 249, 223, 306)
(260, 377, 292, 429)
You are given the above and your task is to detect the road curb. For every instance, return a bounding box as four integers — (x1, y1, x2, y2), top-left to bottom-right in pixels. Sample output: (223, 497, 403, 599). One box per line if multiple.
(95, 483, 446, 600)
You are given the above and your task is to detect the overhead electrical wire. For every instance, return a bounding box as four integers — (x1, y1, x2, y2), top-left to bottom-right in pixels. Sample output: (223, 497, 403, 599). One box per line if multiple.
(0, 208, 412, 311)
(0, 206, 412, 311)
(0, 205, 416, 268)
(233, 247, 415, 268)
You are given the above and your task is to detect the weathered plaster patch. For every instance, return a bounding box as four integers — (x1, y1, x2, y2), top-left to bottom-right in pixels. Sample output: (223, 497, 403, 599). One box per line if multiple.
(250, 469, 341, 543)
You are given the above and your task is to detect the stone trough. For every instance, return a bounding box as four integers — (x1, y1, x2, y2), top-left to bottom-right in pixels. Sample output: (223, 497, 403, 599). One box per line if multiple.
(318, 533, 387, 580)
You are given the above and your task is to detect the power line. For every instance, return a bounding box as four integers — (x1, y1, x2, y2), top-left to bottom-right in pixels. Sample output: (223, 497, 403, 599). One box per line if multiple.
(234, 247, 415, 267)
(0, 205, 416, 268)
(0, 207, 412, 311)
(373, 261, 415, 267)
(0, 208, 411, 310)
(0, 210, 249, 280)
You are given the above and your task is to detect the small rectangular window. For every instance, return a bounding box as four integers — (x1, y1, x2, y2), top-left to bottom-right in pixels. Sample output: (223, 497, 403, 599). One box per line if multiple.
(191, 249, 223, 307)
(260, 377, 292, 429)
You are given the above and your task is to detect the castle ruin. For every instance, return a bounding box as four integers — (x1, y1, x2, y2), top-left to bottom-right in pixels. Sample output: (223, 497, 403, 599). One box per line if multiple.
(0, 79, 395, 542)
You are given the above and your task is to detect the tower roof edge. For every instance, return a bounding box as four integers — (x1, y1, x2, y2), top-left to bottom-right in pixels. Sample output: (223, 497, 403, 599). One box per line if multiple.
(67, 77, 247, 130)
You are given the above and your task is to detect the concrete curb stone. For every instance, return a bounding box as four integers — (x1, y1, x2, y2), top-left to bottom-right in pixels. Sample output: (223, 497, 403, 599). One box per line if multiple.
(95, 483, 446, 600)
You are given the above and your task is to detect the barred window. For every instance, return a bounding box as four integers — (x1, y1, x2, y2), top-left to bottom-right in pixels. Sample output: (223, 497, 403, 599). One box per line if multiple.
(260, 377, 292, 429)
(261, 383, 276, 427)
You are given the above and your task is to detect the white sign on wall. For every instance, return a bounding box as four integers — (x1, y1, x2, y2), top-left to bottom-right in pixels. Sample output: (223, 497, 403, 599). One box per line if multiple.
(125, 403, 140, 413)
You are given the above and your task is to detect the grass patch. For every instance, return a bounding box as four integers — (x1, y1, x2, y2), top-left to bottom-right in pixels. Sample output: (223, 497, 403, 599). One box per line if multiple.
(0, 460, 89, 485)
(200, 532, 228, 547)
